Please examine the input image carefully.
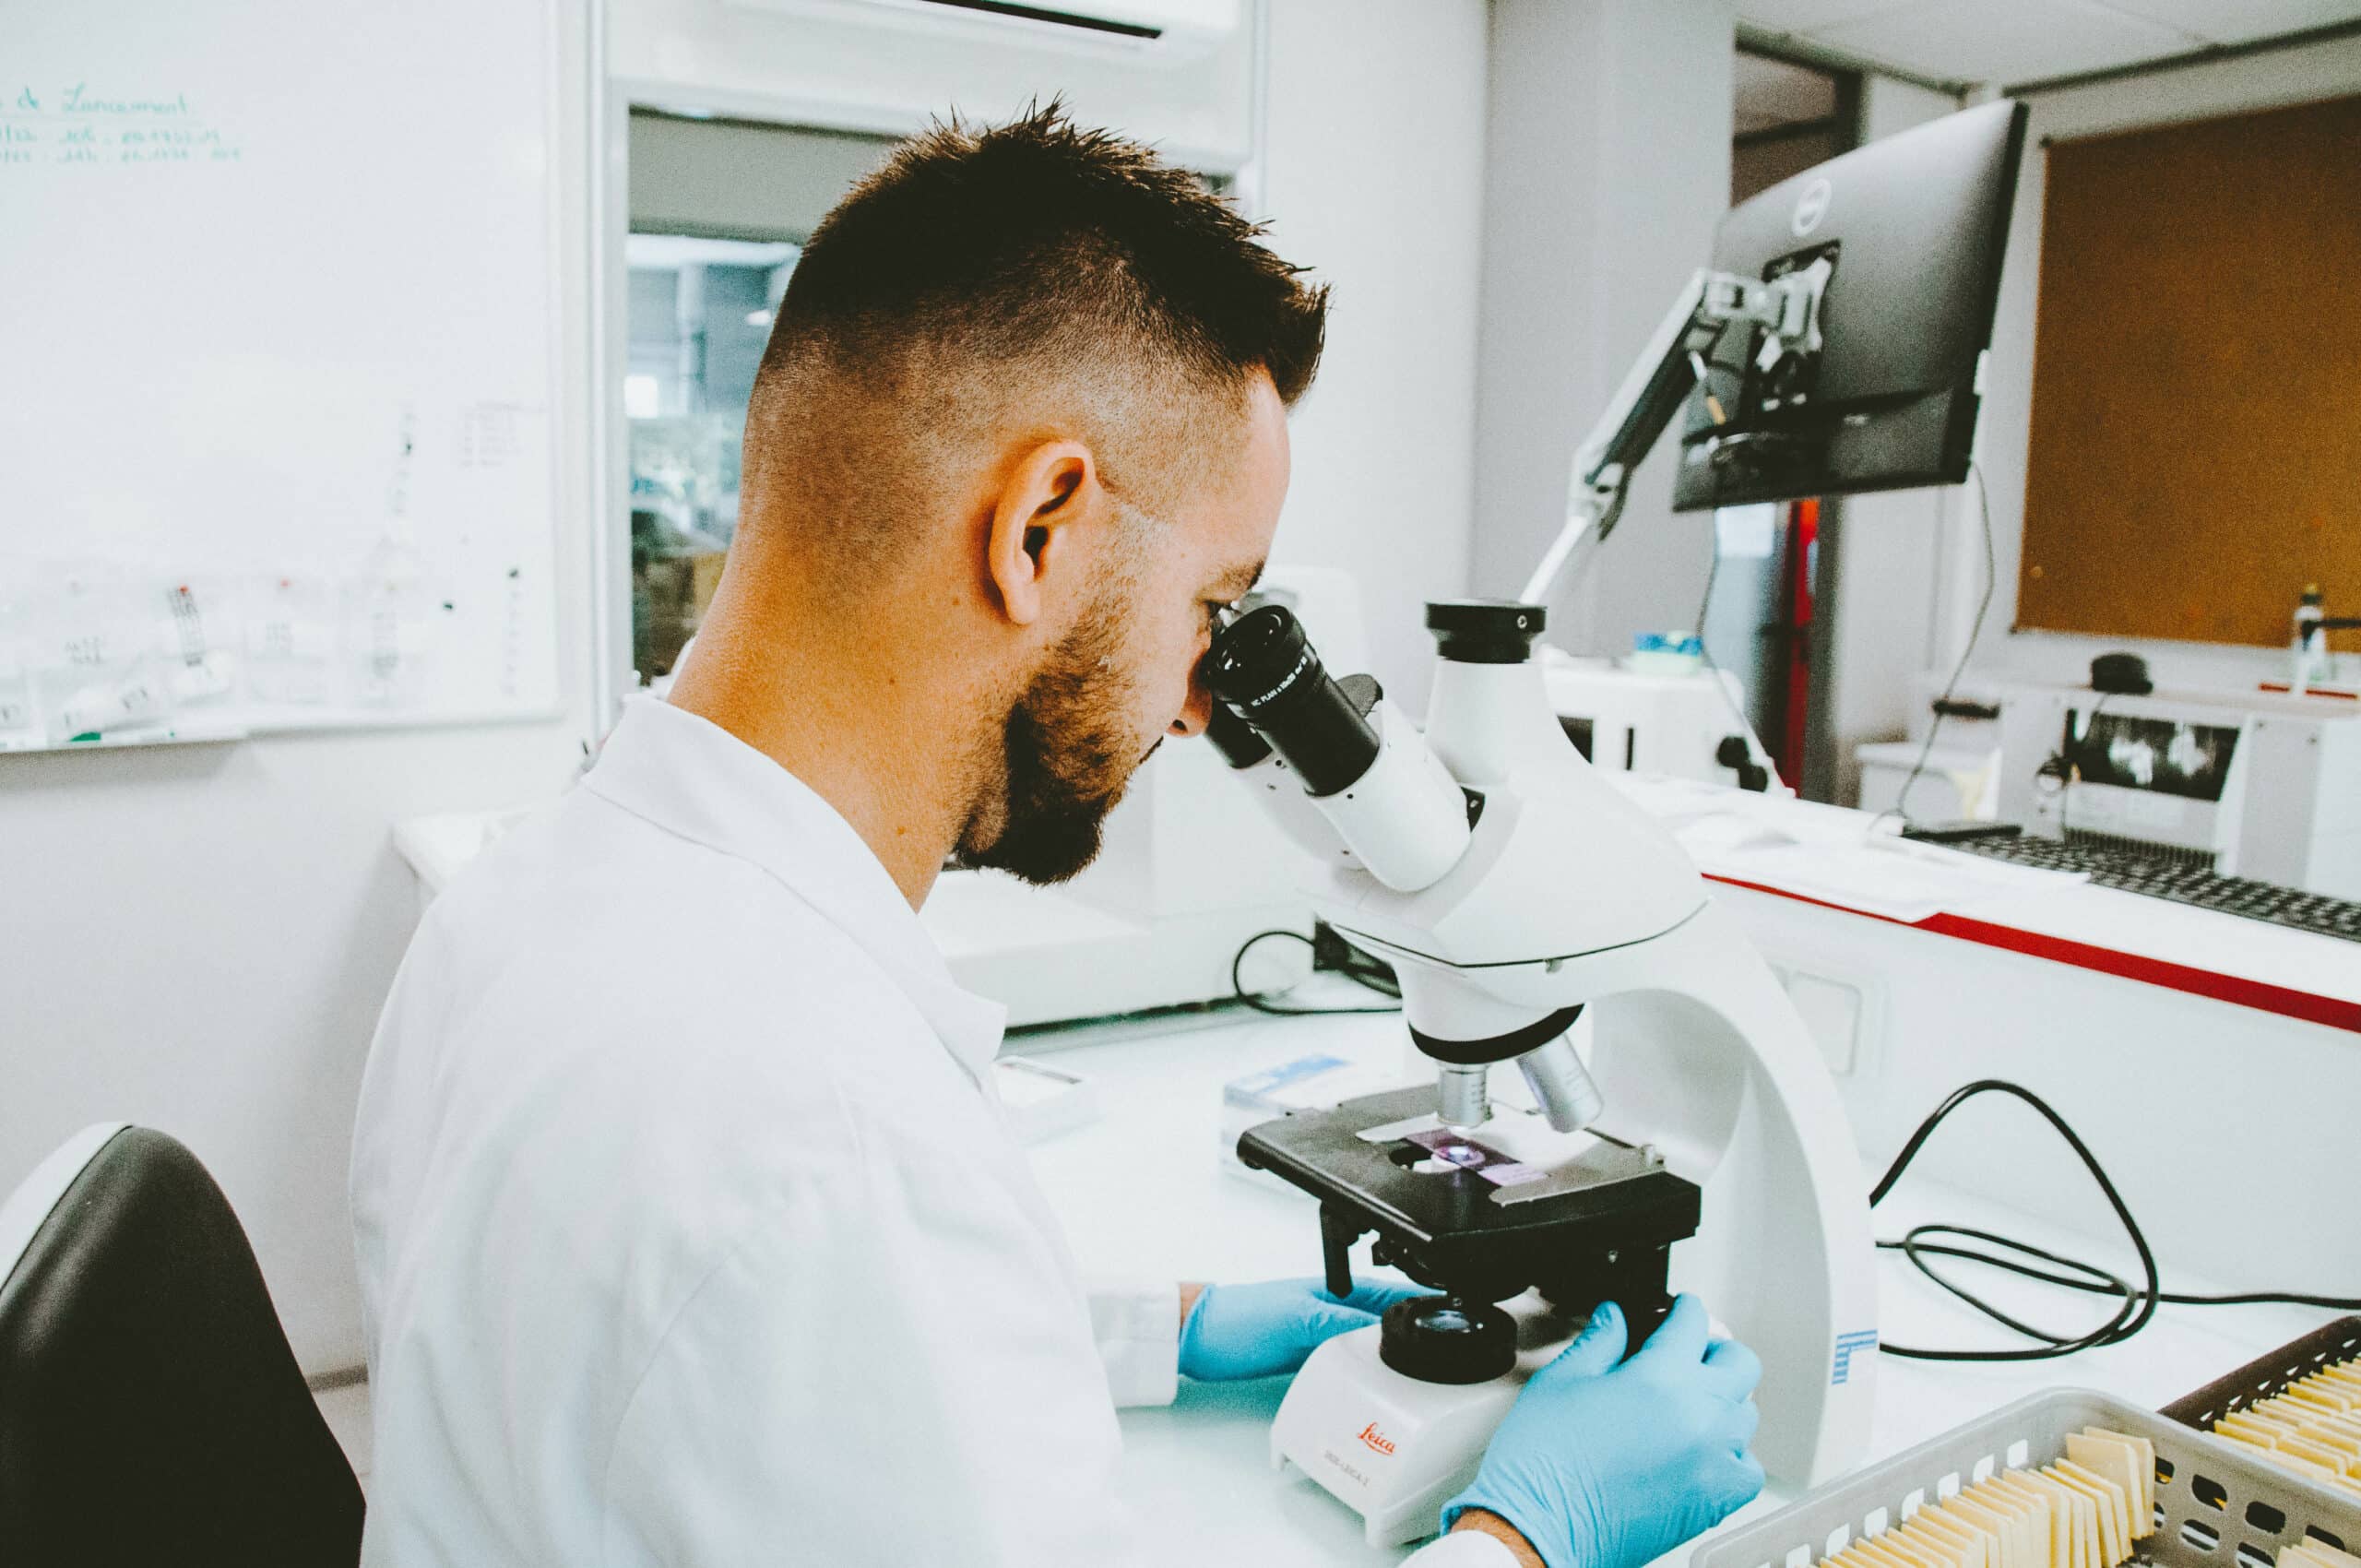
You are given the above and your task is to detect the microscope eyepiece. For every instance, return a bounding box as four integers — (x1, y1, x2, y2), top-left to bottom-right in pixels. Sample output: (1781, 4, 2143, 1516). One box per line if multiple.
(1202, 693, 1273, 769)
(1210, 601, 1476, 893)
(1207, 604, 1379, 797)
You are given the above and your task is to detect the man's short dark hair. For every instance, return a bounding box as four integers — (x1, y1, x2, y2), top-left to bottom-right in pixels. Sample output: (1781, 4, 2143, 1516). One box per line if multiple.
(741, 104, 1327, 554)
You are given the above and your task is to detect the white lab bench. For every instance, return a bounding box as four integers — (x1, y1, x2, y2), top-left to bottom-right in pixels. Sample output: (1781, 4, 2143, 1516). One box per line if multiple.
(312, 990, 2338, 1562)
(1016, 998, 2341, 1567)
(1602, 776, 2361, 1297)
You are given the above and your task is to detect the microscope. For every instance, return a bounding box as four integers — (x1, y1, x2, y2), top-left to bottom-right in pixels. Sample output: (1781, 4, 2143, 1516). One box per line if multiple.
(1204, 598, 1878, 1547)
(1192, 97, 2037, 1552)
(1200, 97, 2027, 1548)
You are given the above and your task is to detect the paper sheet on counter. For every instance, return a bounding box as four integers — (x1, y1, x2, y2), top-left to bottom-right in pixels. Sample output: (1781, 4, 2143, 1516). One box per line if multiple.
(1608, 775, 2083, 923)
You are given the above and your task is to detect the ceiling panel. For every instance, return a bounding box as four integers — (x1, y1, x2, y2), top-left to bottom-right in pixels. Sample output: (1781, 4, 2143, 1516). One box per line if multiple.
(1738, 0, 2361, 86)
(1804, 0, 2200, 83)
(2093, 0, 2361, 44)
(1736, 51, 1842, 133)
(1732, 0, 1914, 32)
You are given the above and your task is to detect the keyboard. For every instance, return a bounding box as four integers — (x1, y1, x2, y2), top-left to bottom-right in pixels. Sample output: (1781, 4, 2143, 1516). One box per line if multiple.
(1948, 834, 2361, 944)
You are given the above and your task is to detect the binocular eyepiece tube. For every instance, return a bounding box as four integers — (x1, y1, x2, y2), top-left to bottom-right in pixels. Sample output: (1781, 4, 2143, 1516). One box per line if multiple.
(1204, 604, 1381, 794)
(1205, 604, 1473, 895)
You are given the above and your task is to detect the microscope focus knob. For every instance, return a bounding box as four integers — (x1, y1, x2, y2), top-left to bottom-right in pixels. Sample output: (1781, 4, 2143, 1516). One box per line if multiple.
(1379, 1296, 1518, 1385)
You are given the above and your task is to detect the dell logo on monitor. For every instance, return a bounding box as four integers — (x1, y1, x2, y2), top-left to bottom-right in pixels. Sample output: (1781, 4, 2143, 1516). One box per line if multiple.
(1792, 176, 1833, 237)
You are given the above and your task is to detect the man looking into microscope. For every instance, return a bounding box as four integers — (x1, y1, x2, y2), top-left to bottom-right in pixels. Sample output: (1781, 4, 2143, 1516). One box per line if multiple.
(350, 107, 1764, 1567)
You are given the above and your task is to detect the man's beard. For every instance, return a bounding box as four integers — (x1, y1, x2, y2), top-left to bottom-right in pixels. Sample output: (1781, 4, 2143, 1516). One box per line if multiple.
(952, 594, 1152, 887)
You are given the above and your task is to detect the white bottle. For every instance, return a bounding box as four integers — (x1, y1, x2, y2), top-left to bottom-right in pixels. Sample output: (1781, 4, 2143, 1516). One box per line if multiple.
(2291, 584, 2327, 695)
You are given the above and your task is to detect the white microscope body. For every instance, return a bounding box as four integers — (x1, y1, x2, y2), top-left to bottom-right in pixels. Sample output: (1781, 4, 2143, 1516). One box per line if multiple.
(1209, 600, 1878, 1547)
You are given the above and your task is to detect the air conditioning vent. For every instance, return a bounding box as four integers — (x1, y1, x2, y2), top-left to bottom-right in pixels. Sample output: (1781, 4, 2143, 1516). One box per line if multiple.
(914, 0, 1160, 42)
(724, 0, 1242, 60)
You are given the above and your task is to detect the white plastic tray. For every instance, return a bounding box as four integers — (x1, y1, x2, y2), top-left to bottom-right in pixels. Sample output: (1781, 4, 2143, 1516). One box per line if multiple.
(1698, 1390, 2361, 1568)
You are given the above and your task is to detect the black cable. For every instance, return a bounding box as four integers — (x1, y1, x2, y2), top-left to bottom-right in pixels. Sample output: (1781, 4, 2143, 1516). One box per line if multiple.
(1693, 512, 1725, 645)
(1871, 1079, 2161, 1361)
(1892, 1234, 2361, 1311)
(1591, 469, 1634, 545)
(1871, 1078, 2361, 1362)
(2027, 693, 2109, 840)
(1879, 456, 1999, 831)
(1228, 929, 1402, 1016)
(2056, 694, 2111, 840)
(1899, 1229, 2138, 1343)
(1691, 506, 1782, 790)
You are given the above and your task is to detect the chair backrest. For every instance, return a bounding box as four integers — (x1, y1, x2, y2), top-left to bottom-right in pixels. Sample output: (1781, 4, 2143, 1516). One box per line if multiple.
(0, 1124, 363, 1567)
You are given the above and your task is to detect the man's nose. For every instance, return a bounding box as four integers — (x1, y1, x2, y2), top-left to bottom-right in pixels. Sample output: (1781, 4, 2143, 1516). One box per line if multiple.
(1169, 654, 1215, 738)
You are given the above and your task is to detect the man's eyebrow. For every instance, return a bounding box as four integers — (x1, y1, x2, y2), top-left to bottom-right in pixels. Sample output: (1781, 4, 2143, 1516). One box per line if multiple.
(1207, 558, 1267, 599)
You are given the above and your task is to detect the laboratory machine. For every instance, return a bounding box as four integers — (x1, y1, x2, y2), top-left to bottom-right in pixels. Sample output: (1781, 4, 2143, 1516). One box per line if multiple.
(1963, 680, 2361, 938)
(1203, 100, 2032, 1546)
(1540, 650, 1763, 789)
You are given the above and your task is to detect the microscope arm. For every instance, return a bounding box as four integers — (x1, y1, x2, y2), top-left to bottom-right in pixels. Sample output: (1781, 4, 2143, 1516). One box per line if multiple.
(1542, 900, 1879, 1488)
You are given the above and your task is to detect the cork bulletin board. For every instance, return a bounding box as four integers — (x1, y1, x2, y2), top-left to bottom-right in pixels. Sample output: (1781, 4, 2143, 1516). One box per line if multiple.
(2017, 94, 2361, 649)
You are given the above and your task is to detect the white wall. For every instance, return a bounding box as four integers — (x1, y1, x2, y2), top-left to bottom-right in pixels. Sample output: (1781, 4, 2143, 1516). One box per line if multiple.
(607, 0, 1488, 704)
(0, 0, 1494, 1376)
(1952, 34, 2361, 695)
(1469, 0, 1738, 663)
(611, 0, 1256, 172)
(0, 12, 599, 1372)
(1259, 0, 1490, 704)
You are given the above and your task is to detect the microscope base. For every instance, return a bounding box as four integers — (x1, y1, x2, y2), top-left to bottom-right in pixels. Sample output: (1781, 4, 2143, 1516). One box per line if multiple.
(1271, 1304, 1569, 1550)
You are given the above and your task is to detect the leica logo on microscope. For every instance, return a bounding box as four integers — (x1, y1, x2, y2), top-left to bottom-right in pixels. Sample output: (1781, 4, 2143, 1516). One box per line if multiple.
(1357, 1422, 1395, 1455)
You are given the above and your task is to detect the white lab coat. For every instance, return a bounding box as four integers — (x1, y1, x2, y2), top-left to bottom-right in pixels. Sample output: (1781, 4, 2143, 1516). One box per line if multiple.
(350, 696, 1510, 1566)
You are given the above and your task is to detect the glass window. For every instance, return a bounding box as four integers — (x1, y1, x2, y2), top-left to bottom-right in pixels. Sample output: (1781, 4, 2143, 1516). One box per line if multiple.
(622, 111, 899, 683)
(623, 233, 799, 680)
(618, 111, 1225, 684)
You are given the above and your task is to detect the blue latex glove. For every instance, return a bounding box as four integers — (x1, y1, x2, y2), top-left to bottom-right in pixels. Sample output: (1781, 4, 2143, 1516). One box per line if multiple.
(1442, 1294, 1765, 1568)
(1178, 1277, 1426, 1382)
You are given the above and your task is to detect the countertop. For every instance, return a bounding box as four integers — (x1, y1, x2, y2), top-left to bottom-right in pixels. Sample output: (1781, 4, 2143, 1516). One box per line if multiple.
(1018, 996, 2341, 1565)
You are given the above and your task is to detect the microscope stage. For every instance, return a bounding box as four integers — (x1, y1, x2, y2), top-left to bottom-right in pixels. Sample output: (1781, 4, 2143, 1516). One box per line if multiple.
(1236, 1087, 1702, 1309)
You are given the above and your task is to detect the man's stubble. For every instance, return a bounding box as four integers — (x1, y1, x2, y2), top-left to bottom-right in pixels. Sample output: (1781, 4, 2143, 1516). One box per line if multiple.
(951, 579, 1157, 887)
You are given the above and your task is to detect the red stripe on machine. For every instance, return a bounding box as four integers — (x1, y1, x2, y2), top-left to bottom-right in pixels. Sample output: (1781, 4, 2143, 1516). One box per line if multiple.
(1703, 873, 2361, 1036)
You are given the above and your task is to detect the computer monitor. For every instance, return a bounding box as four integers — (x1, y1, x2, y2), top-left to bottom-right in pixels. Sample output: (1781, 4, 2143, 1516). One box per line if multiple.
(1669, 99, 2029, 513)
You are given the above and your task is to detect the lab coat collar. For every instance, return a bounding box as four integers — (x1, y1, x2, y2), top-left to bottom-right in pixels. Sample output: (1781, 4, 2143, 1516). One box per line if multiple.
(583, 697, 1009, 1086)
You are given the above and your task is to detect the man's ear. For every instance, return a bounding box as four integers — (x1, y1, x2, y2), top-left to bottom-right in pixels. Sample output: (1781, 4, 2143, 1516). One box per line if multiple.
(985, 438, 1098, 627)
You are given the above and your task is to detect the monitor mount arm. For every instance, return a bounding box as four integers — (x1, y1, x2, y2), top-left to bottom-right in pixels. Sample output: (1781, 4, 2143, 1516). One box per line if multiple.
(1521, 260, 1833, 606)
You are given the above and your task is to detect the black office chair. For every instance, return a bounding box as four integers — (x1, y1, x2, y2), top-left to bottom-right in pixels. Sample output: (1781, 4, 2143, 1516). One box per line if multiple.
(0, 1123, 364, 1567)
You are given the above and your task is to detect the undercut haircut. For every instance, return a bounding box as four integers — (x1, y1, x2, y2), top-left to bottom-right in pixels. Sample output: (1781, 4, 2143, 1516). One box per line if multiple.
(740, 103, 1328, 566)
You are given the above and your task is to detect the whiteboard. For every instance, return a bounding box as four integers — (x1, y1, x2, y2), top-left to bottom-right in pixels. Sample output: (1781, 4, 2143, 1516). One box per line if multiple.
(0, 0, 563, 750)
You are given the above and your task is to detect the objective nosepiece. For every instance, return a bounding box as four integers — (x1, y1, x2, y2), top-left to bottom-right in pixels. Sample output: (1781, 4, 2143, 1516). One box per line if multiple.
(1411, 1006, 1605, 1134)
(1515, 1035, 1607, 1135)
(1437, 1062, 1490, 1131)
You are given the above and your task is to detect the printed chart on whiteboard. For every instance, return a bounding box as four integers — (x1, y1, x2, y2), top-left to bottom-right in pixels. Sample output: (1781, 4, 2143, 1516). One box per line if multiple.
(0, 0, 564, 750)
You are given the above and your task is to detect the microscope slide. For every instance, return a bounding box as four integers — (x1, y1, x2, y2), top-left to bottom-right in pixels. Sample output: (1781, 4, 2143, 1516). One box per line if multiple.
(1816, 1453, 2148, 1568)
